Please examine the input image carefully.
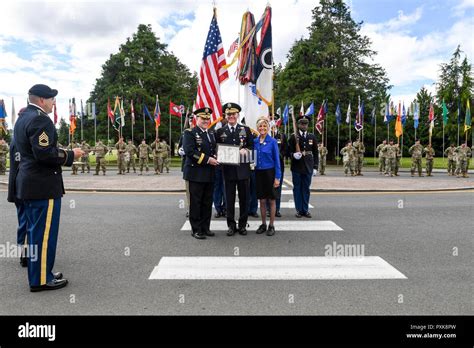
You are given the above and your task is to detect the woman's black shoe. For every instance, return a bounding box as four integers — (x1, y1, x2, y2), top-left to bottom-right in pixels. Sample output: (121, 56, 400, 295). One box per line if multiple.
(266, 225, 275, 236)
(275, 211, 282, 217)
(256, 224, 267, 234)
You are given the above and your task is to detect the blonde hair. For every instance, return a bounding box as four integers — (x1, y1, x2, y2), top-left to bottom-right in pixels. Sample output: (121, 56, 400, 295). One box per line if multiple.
(256, 116, 270, 127)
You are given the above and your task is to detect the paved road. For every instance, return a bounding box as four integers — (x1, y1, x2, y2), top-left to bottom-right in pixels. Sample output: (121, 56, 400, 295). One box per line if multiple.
(0, 189, 472, 315)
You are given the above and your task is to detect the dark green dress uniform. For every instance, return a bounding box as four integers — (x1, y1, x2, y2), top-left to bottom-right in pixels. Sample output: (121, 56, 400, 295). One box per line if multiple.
(14, 85, 74, 291)
(215, 102, 254, 235)
(183, 108, 217, 239)
(288, 115, 319, 218)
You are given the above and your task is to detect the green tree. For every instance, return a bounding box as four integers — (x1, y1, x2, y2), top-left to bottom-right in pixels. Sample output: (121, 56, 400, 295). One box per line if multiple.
(435, 45, 473, 147)
(274, 0, 390, 159)
(86, 24, 197, 149)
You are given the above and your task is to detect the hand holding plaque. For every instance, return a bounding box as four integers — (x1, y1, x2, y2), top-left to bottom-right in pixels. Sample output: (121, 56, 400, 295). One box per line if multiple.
(217, 144, 240, 165)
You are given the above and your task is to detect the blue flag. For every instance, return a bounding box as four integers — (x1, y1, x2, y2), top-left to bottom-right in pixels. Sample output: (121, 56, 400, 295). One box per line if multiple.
(143, 104, 153, 122)
(304, 102, 314, 117)
(283, 103, 289, 125)
(335, 103, 341, 125)
(401, 103, 407, 126)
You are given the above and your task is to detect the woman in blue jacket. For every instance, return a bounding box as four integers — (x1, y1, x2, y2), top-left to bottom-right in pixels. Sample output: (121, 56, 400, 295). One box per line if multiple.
(253, 116, 281, 236)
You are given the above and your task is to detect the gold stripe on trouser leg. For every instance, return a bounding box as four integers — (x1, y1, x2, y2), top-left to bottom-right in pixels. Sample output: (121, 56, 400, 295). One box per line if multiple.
(41, 199, 54, 285)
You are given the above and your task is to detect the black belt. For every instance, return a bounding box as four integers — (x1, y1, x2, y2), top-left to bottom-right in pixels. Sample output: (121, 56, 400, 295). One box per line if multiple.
(302, 151, 313, 156)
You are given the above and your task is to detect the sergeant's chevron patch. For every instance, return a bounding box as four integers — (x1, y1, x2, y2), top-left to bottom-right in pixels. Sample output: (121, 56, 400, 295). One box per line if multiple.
(39, 131, 49, 147)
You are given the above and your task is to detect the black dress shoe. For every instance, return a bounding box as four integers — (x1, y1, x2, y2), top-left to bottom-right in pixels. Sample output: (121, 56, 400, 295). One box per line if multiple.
(204, 230, 215, 237)
(20, 256, 27, 268)
(227, 227, 236, 236)
(295, 212, 303, 218)
(53, 272, 63, 280)
(266, 225, 275, 236)
(304, 212, 312, 218)
(191, 232, 206, 240)
(256, 224, 267, 234)
(214, 211, 222, 218)
(186, 211, 189, 218)
(30, 278, 68, 292)
(238, 227, 247, 235)
(275, 211, 282, 218)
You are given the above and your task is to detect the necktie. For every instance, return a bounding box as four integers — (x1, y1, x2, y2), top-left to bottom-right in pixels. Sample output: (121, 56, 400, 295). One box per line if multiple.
(231, 127, 235, 134)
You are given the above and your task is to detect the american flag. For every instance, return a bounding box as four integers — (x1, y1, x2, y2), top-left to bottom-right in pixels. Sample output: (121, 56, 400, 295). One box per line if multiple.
(195, 11, 228, 123)
(227, 37, 239, 57)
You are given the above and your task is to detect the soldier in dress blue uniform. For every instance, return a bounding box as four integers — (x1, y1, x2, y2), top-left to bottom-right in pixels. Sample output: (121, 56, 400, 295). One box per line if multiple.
(7, 107, 28, 268)
(215, 102, 254, 236)
(182, 107, 218, 239)
(288, 115, 319, 218)
(14, 84, 83, 291)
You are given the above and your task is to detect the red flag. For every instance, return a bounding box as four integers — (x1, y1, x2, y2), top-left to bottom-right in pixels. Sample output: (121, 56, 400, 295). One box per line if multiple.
(53, 103, 58, 125)
(170, 101, 182, 117)
(107, 98, 114, 122)
(227, 37, 239, 57)
(195, 11, 228, 124)
(315, 102, 326, 134)
(429, 103, 434, 121)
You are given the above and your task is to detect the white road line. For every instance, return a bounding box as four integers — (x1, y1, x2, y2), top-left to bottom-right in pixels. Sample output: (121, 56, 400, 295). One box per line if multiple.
(281, 190, 293, 195)
(181, 220, 342, 231)
(149, 256, 407, 280)
(232, 202, 313, 208)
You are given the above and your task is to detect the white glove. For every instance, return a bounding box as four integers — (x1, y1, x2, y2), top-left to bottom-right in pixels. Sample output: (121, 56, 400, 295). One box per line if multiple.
(313, 169, 318, 176)
(293, 152, 302, 160)
(178, 147, 185, 156)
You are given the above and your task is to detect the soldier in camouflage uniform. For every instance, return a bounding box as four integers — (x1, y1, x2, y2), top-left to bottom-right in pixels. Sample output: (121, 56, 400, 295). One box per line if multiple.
(317, 142, 328, 175)
(80, 140, 91, 173)
(340, 141, 355, 176)
(409, 140, 424, 177)
(444, 144, 457, 176)
(125, 139, 137, 173)
(150, 137, 163, 175)
(115, 136, 127, 175)
(93, 140, 108, 175)
(0, 138, 8, 175)
(393, 143, 401, 176)
(424, 145, 435, 176)
(137, 139, 152, 175)
(382, 140, 396, 176)
(376, 140, 387, 174)
(352, 139, 365, 175)
(161, 139, 171, 173)
(68, 142, 81, 175)
(455, 143, 471, 178)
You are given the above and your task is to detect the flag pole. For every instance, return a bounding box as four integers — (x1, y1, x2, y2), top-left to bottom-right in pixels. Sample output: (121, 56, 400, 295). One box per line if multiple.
(374, 107, 376, 167)
(143, 104, 146, 141)
(442, 121, 445, 164)
(80, 99, 83, 141)
(107, 110, 110, 148)
(337, 123, 340, 166)
(457, 122, 460, 146)
(169, 100, 171, 146)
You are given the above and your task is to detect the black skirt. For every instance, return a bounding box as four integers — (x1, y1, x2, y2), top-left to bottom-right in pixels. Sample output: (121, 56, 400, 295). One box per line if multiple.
(255, 168, 278, 200)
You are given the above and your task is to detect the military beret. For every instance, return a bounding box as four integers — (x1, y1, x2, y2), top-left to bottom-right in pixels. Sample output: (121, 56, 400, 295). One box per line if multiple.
(297, 115, 310, 123)
(193, 107, 212, 119)
(28, 84, 58, 98)
(222, 102, 241, 115)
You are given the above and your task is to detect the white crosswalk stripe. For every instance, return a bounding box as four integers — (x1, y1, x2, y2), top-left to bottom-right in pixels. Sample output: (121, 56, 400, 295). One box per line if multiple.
(149, 256, 407, 280)
(181, 220, 342, 231)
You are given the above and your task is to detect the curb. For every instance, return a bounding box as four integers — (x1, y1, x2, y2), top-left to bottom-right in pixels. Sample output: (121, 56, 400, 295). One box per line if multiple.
(1, 180, 472, 194)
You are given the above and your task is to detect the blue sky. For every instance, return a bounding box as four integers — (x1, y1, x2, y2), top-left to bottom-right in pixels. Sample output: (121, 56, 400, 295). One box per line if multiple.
(0, 0, 472, 125)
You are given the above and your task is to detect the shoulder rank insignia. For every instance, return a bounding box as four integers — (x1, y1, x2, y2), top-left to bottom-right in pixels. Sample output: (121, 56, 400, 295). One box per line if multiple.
(39, 131, 49, 147)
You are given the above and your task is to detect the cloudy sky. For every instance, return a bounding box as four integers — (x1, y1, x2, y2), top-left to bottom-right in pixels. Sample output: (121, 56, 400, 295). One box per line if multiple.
(0, 0, 472, 124)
